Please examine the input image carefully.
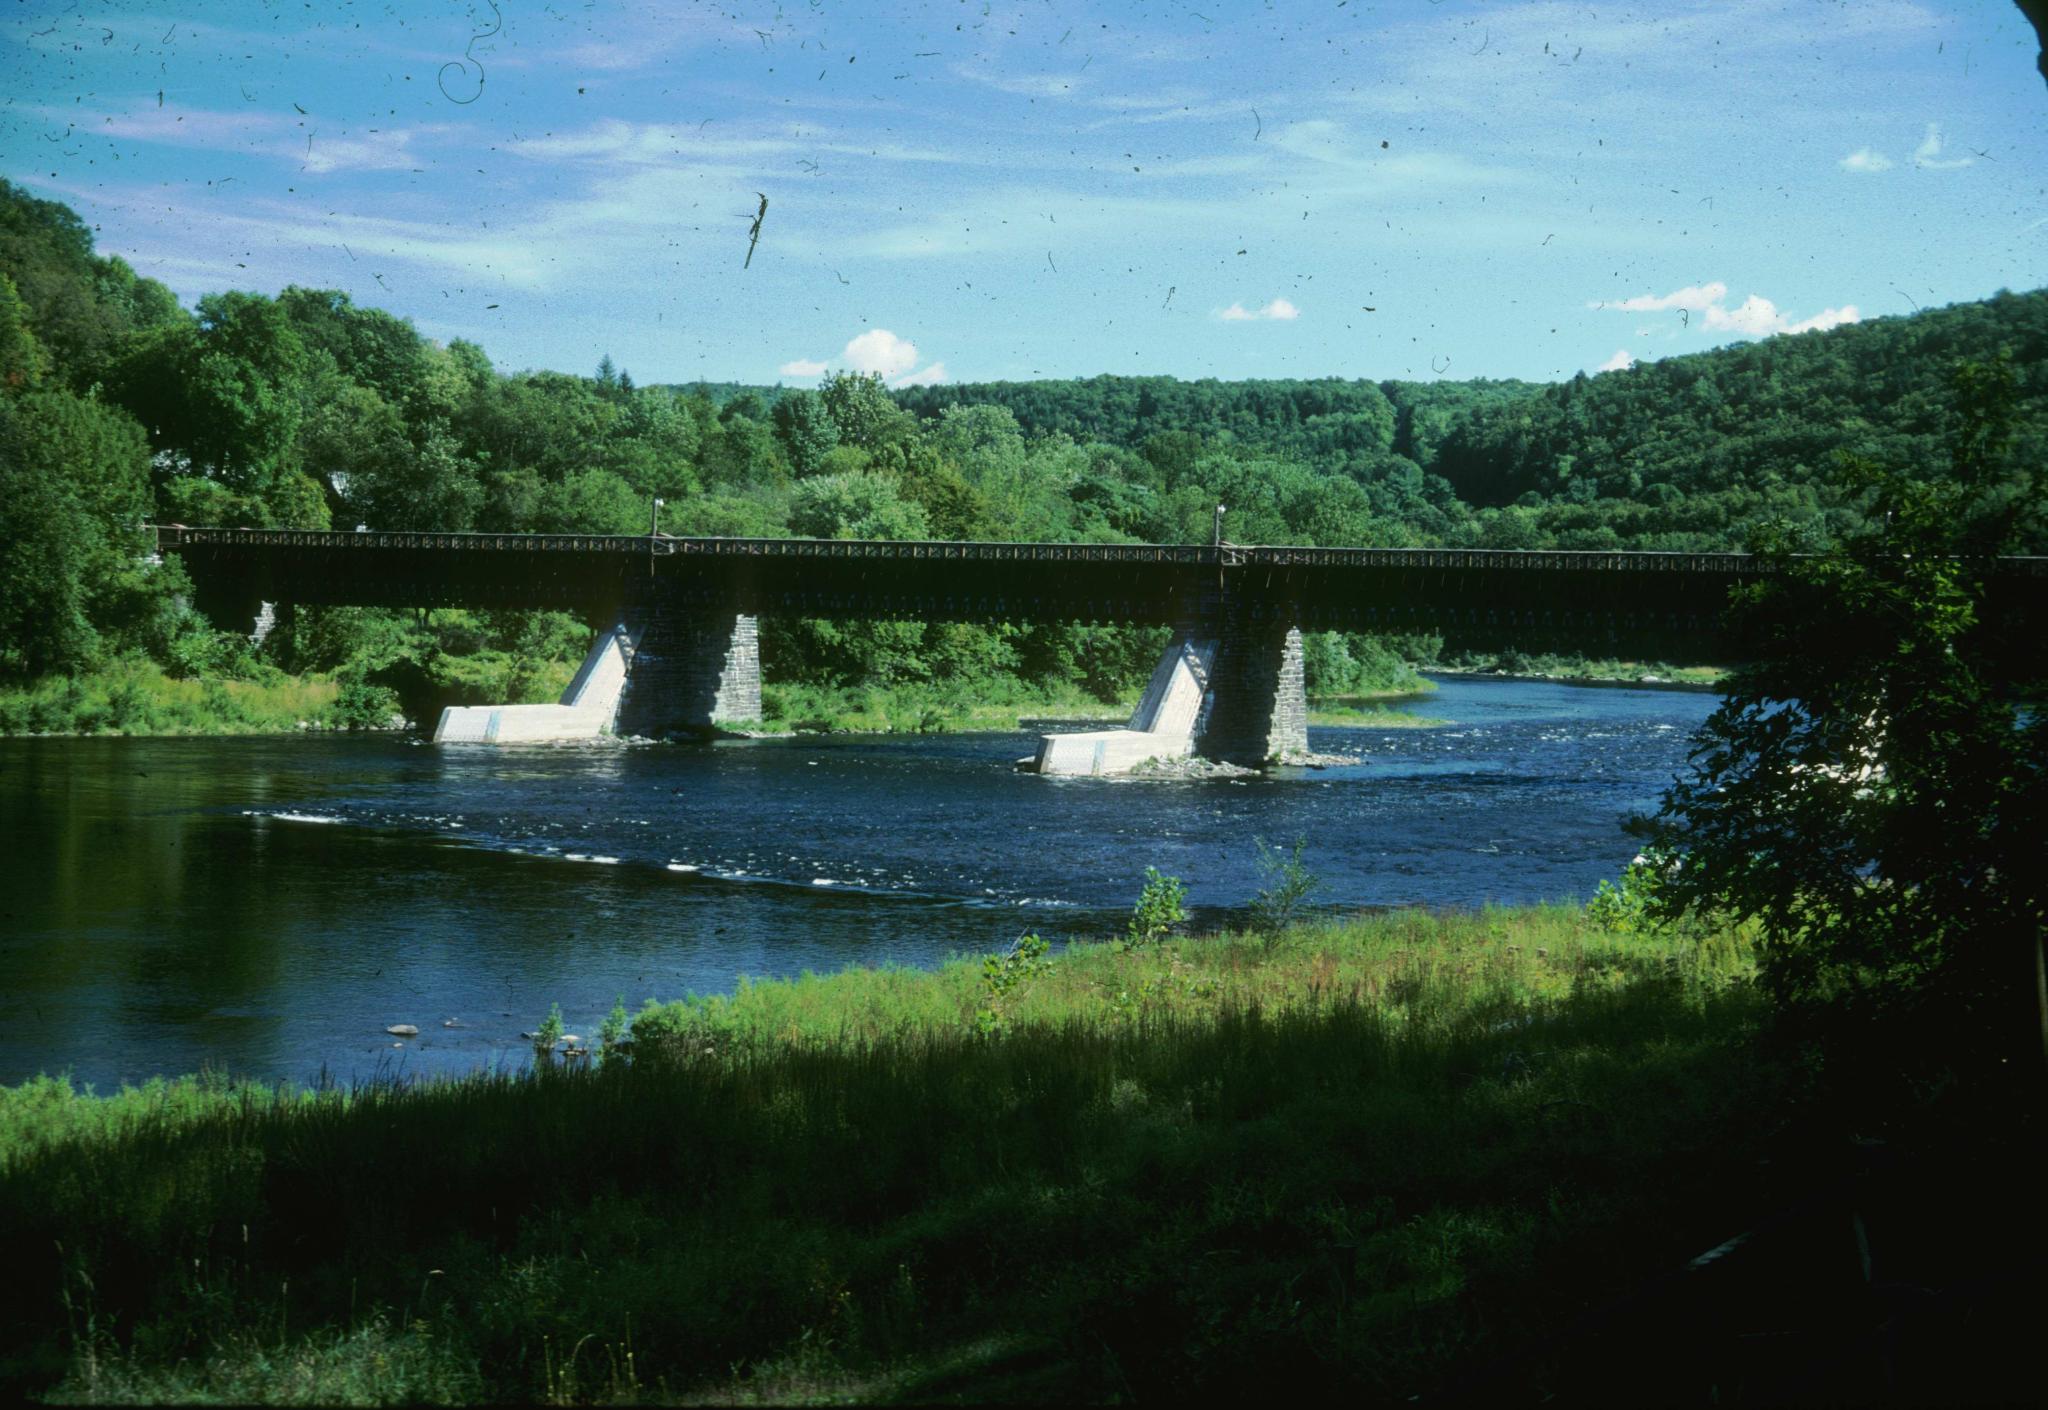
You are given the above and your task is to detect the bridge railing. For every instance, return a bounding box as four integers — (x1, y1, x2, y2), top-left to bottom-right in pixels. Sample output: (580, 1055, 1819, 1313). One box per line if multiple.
(148, 525, 2048, 586)
(151, 525, 1779, 575)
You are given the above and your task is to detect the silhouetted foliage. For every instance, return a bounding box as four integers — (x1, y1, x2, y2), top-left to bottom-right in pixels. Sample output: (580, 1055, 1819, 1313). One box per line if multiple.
(1631, 358, 2047, 1095)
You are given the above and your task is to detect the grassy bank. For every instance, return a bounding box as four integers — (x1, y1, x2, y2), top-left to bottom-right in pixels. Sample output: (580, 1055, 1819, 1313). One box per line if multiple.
(0, 905, 1818, 1404)
(754, 679, 1448, 737)
(1433, 654, 1727, 687)
(4, 658, 1450, 741)
(0, 659, 348, 736)
(1308, 694, 1445, 728)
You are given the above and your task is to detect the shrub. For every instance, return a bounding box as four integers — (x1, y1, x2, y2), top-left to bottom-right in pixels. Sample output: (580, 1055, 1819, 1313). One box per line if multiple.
(1585, 855, 1663, 935)
(531, 1003, 564, 1066)
(1249, 837, 1321, 942)
(972, 933, 1053, 1037)
(327, 679, 400, 731)
(1125, 867, 1187, 948)
(598, 998, 629, 1063)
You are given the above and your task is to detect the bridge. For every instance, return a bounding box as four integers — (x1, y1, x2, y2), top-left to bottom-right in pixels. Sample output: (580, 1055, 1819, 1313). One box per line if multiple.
(157, 527, 2048, 771)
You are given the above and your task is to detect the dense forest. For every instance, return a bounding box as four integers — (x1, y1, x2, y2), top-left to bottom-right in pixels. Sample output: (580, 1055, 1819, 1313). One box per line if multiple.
(3, 177, 2042, 725)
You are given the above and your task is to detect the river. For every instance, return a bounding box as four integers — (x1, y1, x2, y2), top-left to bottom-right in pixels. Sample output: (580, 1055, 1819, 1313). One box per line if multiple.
(0, 676, 1717, 1089)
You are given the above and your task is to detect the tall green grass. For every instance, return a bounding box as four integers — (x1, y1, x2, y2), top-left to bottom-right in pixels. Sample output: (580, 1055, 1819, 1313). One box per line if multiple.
(0, 908, 1784, 1404)
(0, 660, 343, 736)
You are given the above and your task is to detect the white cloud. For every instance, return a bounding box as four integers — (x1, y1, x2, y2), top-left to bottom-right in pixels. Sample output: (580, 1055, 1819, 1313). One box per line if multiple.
(1702, 294, 1861, 337)
(1701, 293, 1785, 336)
(1218, 298, 1300, 322)
(779, 332, 943, 384)
(1912, 123, 1973, 170)
(1597, 349, 1635, 372)
(1593, 281, 1727, 313)
(842, 329, 920, 377)
(1839, 148, 1895, 173)
(1781, 305, 1860, 335)
(1594, 281, 1861, 341)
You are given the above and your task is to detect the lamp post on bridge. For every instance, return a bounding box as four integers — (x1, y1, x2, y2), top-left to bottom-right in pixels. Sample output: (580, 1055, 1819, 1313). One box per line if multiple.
(647, 496, 666, 586)
(1214, 504, 1228, 597)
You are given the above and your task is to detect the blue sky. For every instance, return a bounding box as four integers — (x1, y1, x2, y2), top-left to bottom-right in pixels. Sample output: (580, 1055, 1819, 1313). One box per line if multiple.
(4, 0, 2043, 388)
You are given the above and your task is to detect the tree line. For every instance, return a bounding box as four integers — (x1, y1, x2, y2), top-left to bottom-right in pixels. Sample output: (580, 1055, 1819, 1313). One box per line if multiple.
(3, 176, 2042, 710)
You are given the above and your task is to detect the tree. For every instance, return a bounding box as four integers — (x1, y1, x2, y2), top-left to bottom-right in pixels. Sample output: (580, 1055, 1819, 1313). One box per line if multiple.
(770, 388, 840, 477)
(110, 292, 310, 521)
(699, 413, 787, 491)
(0, 382, 154, 675)
(1632, 359, 2047, 1092)
(0, 273, 49, 389)
(534, 467, 643, 534)
(820, 370, 915, 452)
(353, 429, 484, 531)
(464, 371, 619, 484)
(0, 178, 182, 384)
(183, 292, 310, 498)
(787, 470, 930, 541)
(277, 287, 427, 414)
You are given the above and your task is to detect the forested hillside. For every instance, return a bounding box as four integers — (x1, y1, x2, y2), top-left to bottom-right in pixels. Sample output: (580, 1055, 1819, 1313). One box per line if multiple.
(3, 177, 2041, 727)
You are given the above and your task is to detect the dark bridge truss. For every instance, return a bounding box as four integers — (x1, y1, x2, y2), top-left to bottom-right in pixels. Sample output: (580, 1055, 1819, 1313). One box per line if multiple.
(159, 527, 2048, 654)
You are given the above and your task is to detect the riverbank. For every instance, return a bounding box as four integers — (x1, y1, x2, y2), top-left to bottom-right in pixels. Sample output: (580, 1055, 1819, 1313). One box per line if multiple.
(1430, 657, 1727, 690)
(1308, 693, 1445, 727)
(3, 903, 1803, 1403)
(0, 660, 351, 736)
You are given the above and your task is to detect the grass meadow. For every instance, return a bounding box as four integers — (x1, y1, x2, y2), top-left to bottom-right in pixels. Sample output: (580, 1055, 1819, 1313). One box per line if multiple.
(0, 905, 1815, 1404)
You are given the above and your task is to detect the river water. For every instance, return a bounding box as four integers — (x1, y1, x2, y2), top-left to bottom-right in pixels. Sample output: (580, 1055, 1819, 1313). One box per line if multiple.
(0, 676, 1716, 1089)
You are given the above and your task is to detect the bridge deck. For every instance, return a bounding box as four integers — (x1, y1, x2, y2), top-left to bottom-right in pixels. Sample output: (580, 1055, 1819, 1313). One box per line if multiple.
(156, 526, 2047, 650)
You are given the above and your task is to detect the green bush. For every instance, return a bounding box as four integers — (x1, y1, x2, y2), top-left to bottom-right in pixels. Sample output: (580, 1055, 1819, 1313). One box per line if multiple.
(1585, 855, 1667, 936)
(326, 680, 400, 731)
(1125, 867, 1188, 948)
(972, 933, 1053, 1036)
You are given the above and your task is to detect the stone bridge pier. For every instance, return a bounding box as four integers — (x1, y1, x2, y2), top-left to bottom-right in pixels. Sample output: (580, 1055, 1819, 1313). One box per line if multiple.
(613, 611, 761, 738)
(435, 610, 760, 743)
(1032, 609, 1307, 775)
(1199, 615, 1308, 766)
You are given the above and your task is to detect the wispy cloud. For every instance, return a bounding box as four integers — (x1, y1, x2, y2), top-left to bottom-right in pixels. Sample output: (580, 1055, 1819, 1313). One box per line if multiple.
(1597, 349, 1635, 372)
(777, 358, 826, 378)
(54, 104, 438, 175)
(302, 130, 422, 174)
(505, 119, 971, 169)
(1218, 298, 1300, 322)
(1839, 147, 1895, 173)
(949, 64, 1088, 99)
